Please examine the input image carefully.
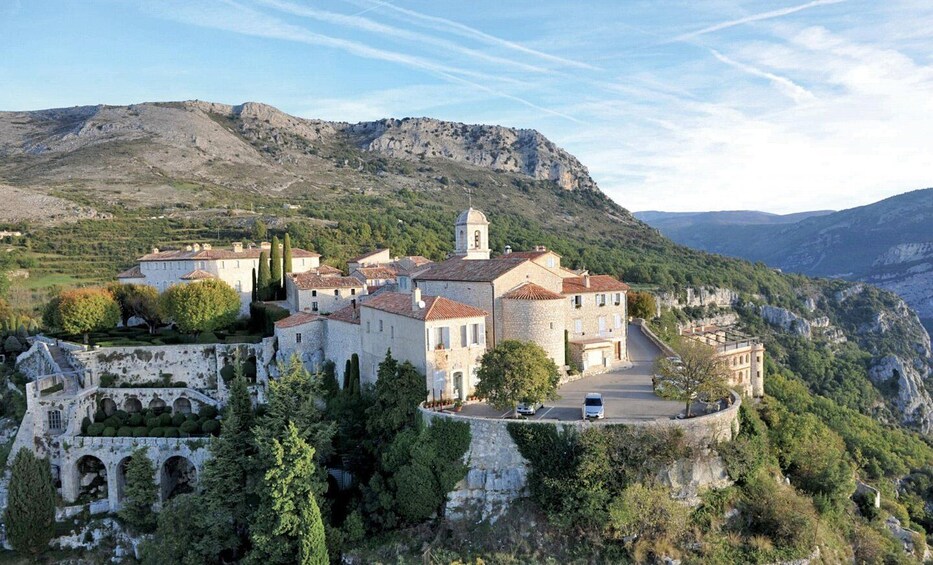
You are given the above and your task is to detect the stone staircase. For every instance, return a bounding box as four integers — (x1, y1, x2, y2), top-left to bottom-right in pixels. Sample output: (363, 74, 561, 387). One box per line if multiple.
(47, 343, 80, 393)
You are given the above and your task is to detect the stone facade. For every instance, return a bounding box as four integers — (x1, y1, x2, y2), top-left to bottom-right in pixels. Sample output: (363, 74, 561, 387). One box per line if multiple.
(285, 275, 366, 314)
(681, 326, 765, 398)
(502, 296, 566, 367)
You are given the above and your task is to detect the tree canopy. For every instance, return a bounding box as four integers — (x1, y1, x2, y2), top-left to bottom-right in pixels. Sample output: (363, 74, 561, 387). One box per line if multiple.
(159, 279, 240, 335)
(4, 449, 55, 555)
(54, 287, 121, 342)
(627, 290, 657, 320)
(119, 447, 159, 533)
(653, 338, 731, 418)
(109, 283, 163, 333)
(474, 340, 560, 417)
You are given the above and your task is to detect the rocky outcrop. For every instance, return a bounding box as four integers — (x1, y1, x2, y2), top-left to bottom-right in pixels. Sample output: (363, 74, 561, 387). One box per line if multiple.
(657, 450, 732, 505)
(345, 117, 597, 192)
(656, 287, 738, 311)
(760, 305, 812, 337)
(869, 355, 933, 433)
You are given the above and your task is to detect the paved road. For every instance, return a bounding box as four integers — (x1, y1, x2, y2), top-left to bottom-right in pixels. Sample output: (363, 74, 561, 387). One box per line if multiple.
(459, 323, 685, 422)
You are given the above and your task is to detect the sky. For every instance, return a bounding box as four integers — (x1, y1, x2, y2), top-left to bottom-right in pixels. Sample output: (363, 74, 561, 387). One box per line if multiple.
(1, 0, 932, 214)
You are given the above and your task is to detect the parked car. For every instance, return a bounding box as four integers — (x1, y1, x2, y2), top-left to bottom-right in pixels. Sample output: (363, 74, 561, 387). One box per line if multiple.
(516, 401, 544, 416)
(582, 393, 604, 420)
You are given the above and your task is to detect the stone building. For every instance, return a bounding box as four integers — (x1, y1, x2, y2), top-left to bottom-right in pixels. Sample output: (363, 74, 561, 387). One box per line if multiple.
(680, 325, 765, 397)
(563, 275, 630, 372)
(117, 241, 321, 312)
(285, 272, 367, 314)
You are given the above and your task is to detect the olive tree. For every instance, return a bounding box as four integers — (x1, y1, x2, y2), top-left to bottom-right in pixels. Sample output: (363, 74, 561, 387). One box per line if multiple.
(653, 338, 731, 418)
(475, 340, 560, 418)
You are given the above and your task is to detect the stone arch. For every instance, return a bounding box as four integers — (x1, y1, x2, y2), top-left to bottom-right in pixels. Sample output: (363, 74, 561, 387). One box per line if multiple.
(161, 456, 197, 501)
(75, 454, 108, 502)
(173, 397, 192, 415)
(149, 397, 166, 412)
(116, 456, 133, 502)
(124, 397, 142, 414)
(99, 397, 117, 416)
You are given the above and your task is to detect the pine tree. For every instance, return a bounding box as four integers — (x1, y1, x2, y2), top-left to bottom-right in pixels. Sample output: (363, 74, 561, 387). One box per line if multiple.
(199, 365, 257, 559)
(270, 236, 283, 299)
(119, 447, 158, 533)
(251, 267, 258, 303)
(4, 449, 55, 555)
(257, 251, 272, 302)
(249, 422, 328, 565)
(283, 233, 293, 274)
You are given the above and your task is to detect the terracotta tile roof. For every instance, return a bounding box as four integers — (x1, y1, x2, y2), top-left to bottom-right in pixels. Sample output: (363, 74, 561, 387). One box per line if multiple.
(562, 275, 630, 294)
(274, 312, 323, 329)
(363, 292, 487, 322)
(414, 257, 529, 282)
(116, 265, 145, 279)
(328, 304, 361, 325)
(506, 249, 561, 260)
(353, 266, 398, 280)
(502, 282, 564, 300)
(139, 246, 319, 261)
(180, 269, 215, 280)
(312, 265, 344, 276)
(290, 273, 365, 290)
(349, 248, 389, 263)
(395, 255, 433, 267)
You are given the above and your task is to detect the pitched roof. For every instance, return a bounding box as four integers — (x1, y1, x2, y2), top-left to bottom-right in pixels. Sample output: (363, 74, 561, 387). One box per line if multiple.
(312, 264, 344, 276)
(274, 312, 323, 329)
(502, 282, 564, 300)
(363, 292, 487, 322)
(290, 273, 364, 290)
(414, 257, 530, 282)
(562, 275, 630, 294)
(116, 265, 145, 279)
(353, 266, 398, 279)
(349, 248, 389, 263)
(180, 269, 215, 280)
(140, 246, 319, 261)
(328, 304, 361, 325)
(506, 249, 561, 260)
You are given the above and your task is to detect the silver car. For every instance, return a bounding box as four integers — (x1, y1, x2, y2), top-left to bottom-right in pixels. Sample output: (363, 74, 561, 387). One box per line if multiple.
(516, 401, 544, 416)
(582, 393, 604, 420)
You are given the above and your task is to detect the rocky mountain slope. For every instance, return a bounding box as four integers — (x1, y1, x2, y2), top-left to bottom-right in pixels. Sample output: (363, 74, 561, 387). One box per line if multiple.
(1, 100, 931, 434)
(637, 190, 933, 333)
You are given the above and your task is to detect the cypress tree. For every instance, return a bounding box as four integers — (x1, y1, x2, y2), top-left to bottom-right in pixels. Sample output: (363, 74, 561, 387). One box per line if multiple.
(251, 267, 258, 303)
(343, 359, 352, 390)
(4, 449, 55, 555)
(350, 353, 361, 397)
(257, 251, 272, 302)
(270, 236, 283, 299)
(283, 233, 293, 274)
(119, 447, 158, 533)
(249, 422, 328, 565)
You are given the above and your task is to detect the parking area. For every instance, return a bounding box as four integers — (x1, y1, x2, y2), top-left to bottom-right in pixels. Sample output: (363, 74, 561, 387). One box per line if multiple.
(458, 323, 686, 422)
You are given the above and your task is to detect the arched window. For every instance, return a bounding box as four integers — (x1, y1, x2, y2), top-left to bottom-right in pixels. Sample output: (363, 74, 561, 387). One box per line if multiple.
(473, 230, 481, 249)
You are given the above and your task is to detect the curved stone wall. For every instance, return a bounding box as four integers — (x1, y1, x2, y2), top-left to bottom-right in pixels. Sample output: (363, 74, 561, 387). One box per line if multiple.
(420, 392, 740, 522)
(502, 297, 566, 367)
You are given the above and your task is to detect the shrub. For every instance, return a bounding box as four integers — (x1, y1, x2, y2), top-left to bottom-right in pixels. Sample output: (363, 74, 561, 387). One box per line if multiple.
(145, 416, 160, 429)
(86, 423, 105, 436)
(740, 473, 818, 555)
(201, 419, 220, 435)
(179, 420, 199, 435)
(158, 413, 173, 427)
(114, 409, 129, 422)
(117, 426, 133, 436)
(103, 427, 117, 437)
(148, 428, 165, 438)
(171, 413, 186, 427)
(104, 416, 120, 429)
(163, 428, 179, 438)
(128, 414, 144, 427)
(94, 410, 107, 423)
(81, 417, 92, 434)
(99, 373, 118, 387)
(133, 428, 148, 438)
(199, 405, 218, 420)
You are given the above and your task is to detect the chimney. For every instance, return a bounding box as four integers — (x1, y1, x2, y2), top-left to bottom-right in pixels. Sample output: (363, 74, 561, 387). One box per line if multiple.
(504, 245, 512, 255)
(202, 243, 212, 250)
(151, 247, 160, 254)
(192, 243, 201, 251)
(412, 287, 422, 311)
(583, 274, 591, 288)
(260, 241, 272, 250)
(185, 245, 193, 251)
(535, 245, 547, 252)
(232, 242, 244, 253)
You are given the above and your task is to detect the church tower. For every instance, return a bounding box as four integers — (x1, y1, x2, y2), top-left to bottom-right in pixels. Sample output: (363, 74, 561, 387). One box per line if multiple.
(454, 208, 490, 260)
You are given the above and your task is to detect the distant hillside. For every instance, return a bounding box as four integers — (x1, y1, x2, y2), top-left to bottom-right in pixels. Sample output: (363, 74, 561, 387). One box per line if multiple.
(638, 189, 933, 330)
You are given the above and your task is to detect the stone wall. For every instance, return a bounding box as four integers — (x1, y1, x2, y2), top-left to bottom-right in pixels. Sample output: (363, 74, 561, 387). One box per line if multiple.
(420, 392, 740, 522)
(502, 297, 565, 368)
(324, 319, 362, 388)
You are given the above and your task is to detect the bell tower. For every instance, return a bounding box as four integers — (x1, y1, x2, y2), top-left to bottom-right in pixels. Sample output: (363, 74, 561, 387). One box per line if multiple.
(454, 208, 490, 260)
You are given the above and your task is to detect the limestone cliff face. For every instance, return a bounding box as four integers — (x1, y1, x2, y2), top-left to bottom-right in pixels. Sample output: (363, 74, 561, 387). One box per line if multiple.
(344, 118, 597, 192)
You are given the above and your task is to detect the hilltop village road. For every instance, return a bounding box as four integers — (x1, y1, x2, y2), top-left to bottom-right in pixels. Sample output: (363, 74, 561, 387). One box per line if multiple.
(458, 323, 686, 422)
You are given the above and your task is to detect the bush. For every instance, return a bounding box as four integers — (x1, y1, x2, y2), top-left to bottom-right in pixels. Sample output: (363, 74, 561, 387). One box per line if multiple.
(128, 414, 144, 427)
(81, 417, 92, 434)
(201, 419, 220, 435)
(104, 416, 120, 429)
(163, 428, 179, 438)
(198, 405, 218, 420)
(133, 428, 148, 438)
(103, 427, 117, 437)
(148, 427, 165, 438)
(179, 420, 199, 435)
(117, 426, 134, 436)
(94, 410, 107, 423)
(99, 373, 118, 387)
(86, 423, 105, 436)
(740, 473, 819, 555)
(145, 416, 160, 429)
(114, 410, 128, 422)
(171, 413, 186, 427)
(158, 413, 173, 427)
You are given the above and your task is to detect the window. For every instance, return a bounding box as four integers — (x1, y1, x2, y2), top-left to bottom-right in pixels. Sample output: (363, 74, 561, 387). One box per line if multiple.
(236, 260, 240, 268)
(547, 257, 555, 268)
(351, 288, 356, 295)
(597, 294, 606, 307)
(334, 289, 339, 296)
(378, 320, 384, 332)
(598, 316, 606, 334)
(366, 321, 371, 333)
(434, 327, 451, 349)
(312, 302, 318, 312)
(614, 293, 622, 305)
(296, 333, 302, 344)
(312, 290, 317, 297)
(573, 295, 582, 308)
(473, 230, 481, 249)
(220, 261, 225, 268)
(550, 322, 554, 330)
(235, 281, 242, 292)
(390, 326, 395, 339)
(470, 323, 483, 345)
(461, 325, 468, 348)
(574, 319, 583, 334)
(47, 409, 62, 430)
(614, 313, 622, 328)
